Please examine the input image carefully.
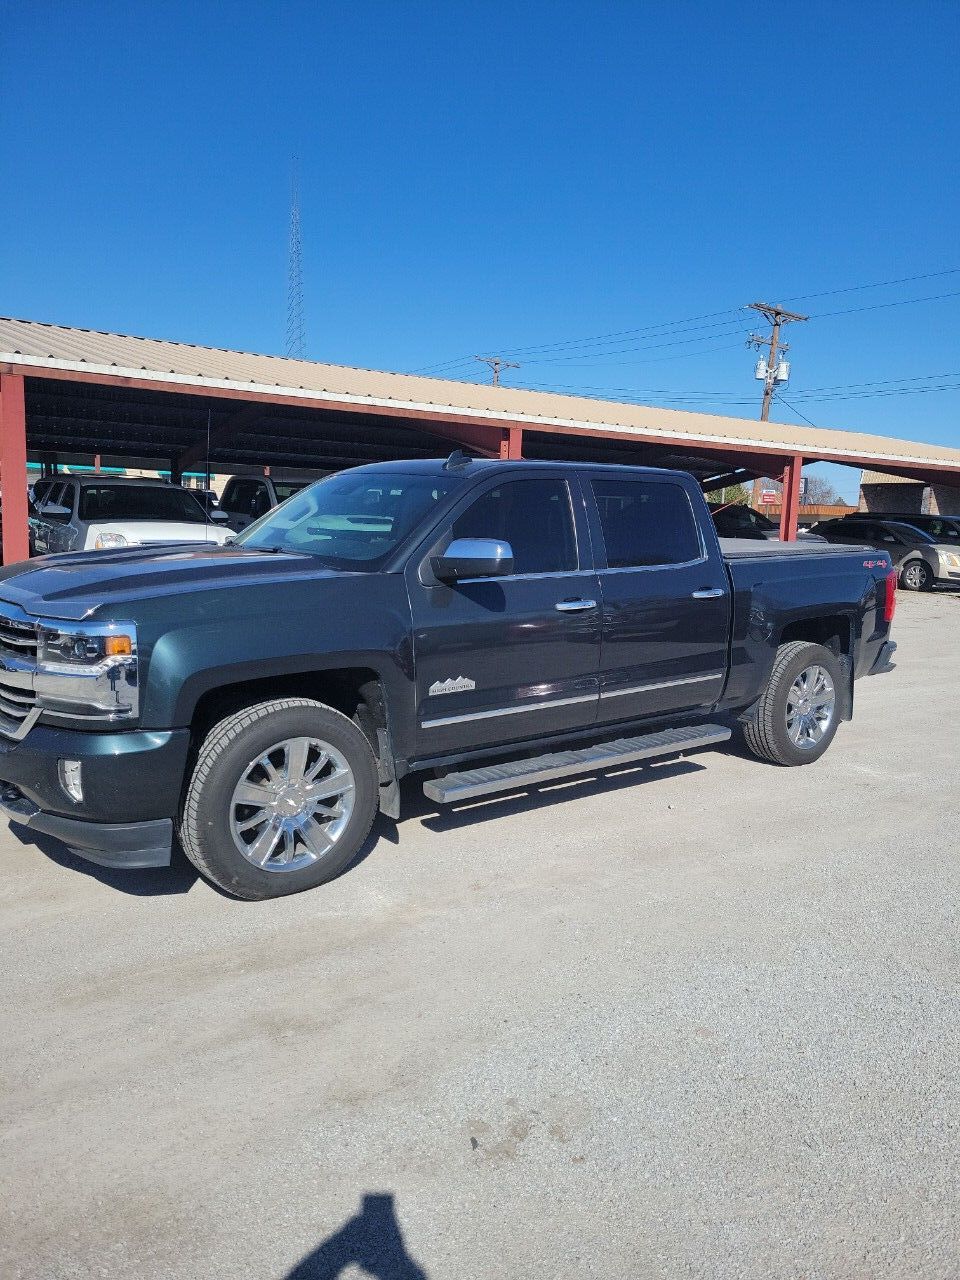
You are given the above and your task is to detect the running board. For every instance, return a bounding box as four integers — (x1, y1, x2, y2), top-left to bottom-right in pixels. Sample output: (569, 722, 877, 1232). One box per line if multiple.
(423, 723, 731, 805)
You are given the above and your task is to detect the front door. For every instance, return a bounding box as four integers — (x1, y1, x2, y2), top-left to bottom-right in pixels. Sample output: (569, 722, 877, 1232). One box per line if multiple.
(585, 474, 731, 723)
(407, 474, 601, 758)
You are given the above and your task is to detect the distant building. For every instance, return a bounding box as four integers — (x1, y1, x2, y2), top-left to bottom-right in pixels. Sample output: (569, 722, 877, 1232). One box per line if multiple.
(859, 469, 960, 516)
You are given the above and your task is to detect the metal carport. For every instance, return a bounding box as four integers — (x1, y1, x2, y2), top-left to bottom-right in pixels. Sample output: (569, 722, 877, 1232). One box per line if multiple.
(3, 317, 960, 563)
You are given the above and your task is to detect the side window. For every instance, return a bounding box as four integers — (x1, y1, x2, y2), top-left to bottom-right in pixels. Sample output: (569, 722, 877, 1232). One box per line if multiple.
(450, 479, 577, 575)
(591, 479, 702, 568)
(44, 483, 72, 520)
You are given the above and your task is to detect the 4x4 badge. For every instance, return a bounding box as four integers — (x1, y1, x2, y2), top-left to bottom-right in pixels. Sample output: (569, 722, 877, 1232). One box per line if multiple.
(428, 676, 476, 696)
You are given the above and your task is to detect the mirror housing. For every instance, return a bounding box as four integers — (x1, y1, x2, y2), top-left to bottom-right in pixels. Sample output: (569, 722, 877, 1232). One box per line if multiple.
(210, 509, 229, 523)
(433, 537, 514, 582)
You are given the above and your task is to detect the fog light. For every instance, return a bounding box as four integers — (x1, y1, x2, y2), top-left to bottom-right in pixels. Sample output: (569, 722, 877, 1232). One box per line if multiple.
(59, 759, 83, 803)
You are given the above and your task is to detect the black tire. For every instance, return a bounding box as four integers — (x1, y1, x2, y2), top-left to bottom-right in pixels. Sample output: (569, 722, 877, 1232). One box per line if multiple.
(899, 559, 933, 591)
(180, 698, 379, 900)
(742, 640, 843, 766)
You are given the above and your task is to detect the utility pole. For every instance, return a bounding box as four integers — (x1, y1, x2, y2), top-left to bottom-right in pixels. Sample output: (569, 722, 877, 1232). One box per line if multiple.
(747, 301, 808, 506)
(474, 355, 520, 386)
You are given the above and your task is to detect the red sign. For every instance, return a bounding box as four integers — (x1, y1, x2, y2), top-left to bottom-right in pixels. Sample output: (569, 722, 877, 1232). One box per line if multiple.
(760, 489, 778, 505)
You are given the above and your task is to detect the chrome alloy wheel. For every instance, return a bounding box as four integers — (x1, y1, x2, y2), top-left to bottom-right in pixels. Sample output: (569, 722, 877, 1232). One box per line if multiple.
(901, 562, 928, 589)
(229, 737, 356, 873)
(785, 664, 836, 751)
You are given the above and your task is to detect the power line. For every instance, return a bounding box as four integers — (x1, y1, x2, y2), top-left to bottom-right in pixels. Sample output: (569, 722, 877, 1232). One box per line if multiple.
(783, 266, 960, 304)
(774, 394, 820, 427)
(407, 306, 746, 374)
(412, 266, 960, 377)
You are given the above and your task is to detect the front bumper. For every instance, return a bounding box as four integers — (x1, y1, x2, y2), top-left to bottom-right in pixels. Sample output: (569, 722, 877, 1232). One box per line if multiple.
(0, 786, 172, 867)
(868, 640, 897, 676)
(0, 724, 190, 869)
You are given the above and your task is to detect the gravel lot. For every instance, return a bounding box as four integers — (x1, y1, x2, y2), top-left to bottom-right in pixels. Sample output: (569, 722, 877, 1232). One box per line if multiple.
(1, 591, 958, 1280)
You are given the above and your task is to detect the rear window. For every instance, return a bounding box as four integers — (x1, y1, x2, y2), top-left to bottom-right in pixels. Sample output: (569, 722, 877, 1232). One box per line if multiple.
(592, 479, 702, 568)
(273, 482, 309, 503)
(79, 484, 208, 523)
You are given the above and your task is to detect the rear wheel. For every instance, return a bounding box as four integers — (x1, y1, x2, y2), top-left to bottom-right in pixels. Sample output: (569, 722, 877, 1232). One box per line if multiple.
(899, 559, 933, 591)
(180, 698, 379, 899)
(742, 641, 842, 766)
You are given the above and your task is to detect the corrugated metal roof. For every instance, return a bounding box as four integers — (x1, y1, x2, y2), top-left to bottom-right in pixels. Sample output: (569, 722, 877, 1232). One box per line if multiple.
(2, 316, 959, 471)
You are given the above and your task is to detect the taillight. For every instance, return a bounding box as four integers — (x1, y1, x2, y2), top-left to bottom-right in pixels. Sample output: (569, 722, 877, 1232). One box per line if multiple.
(884, 568, 898, 624)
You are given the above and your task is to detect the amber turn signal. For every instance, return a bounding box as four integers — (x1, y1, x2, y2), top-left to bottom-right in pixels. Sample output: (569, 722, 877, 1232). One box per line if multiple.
(104, 635, 133, 657)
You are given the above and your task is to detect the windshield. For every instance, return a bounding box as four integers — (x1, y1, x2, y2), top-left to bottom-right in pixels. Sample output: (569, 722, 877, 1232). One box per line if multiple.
(236, 470, 461, 569)
(79, 484, 209, 523)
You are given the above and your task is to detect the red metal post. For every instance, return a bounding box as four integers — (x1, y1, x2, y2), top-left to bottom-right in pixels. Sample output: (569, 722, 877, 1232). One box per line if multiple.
(499, 425, 523, 460)
(779, 455, 803, 541)
(0, 373, 30, 564)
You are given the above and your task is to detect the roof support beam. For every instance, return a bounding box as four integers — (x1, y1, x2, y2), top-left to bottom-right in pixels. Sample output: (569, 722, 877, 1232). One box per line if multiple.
(499, 425, 523, 460)
(779, 455, 803, 542)
(0, 373, 30, 563)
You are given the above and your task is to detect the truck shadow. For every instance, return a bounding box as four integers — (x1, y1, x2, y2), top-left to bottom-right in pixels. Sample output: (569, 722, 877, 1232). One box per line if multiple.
(7, 824, 201, 896)
(384, 756, 705, 839)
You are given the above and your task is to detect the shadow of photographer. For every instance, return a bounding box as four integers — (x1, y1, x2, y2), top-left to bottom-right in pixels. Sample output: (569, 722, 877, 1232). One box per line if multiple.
(286, 1192, 427, 1279)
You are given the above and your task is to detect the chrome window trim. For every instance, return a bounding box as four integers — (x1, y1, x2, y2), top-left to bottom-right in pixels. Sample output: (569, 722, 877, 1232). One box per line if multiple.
(422, 691, 597, 729)
(451, 567, 599, 585)
(600, 672, 725, 698)
(596, 556, 708, 576)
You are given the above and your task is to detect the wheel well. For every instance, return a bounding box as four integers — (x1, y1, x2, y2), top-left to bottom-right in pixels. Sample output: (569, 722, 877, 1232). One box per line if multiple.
(190, 668, 387, 748)
(778, 615, 851, 658)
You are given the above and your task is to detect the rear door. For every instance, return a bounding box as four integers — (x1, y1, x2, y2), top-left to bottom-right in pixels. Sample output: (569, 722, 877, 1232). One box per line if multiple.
(407, 473, 601, 757)
(585, 473, 731, 723)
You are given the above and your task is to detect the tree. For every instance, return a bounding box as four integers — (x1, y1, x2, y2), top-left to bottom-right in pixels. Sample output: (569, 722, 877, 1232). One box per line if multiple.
(703, 482, 750, 506)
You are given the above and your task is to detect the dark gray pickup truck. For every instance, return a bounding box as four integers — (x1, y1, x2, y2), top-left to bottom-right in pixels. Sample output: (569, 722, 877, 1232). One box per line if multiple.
(0, 457, 897, 899)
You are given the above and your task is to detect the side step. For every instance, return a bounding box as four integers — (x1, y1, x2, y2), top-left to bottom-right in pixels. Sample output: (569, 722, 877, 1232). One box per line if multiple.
(423, 723, 731, 805)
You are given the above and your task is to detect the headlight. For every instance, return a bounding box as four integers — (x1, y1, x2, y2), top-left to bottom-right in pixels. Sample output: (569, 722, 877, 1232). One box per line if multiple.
(94, 531, 128, 550)
(940, 551, 960, 569)
(35, 620, 139, 722)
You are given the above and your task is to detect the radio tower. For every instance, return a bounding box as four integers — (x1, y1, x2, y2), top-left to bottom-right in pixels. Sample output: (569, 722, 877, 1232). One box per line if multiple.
(285, 158, 306, 359)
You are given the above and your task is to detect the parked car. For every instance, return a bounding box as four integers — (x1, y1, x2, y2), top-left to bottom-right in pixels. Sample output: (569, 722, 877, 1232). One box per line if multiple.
(810, 515, 960, 590)
(0, 457, 897, 899)
(218, 474, 317, 531)
(30, 476, 232, 554)
(708, 502, 826, 542)
(834, 511, 960, 545)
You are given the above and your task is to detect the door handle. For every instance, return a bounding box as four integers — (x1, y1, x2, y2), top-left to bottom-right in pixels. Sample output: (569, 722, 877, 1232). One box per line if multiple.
(691, 588, 725, 599)
(555, 598, 598, 612)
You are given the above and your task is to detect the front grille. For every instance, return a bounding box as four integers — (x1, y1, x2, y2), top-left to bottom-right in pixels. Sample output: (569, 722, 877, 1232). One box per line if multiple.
(0, 605, 40, 740)
(0, 614, 38, 661)
(0, 676, 37, 737)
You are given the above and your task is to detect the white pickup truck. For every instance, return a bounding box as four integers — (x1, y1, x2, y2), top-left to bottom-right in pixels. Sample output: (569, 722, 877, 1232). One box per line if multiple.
(30, 476, 232, 554)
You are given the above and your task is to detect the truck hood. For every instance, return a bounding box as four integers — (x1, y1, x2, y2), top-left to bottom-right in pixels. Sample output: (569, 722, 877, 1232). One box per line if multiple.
(0, 544, 353, 620)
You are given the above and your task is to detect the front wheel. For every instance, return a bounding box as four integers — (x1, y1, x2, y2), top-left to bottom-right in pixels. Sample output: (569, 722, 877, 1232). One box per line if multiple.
(180, 698, 380, 899)
(899, 559, 933, 591)
(742, 641, 843, 766)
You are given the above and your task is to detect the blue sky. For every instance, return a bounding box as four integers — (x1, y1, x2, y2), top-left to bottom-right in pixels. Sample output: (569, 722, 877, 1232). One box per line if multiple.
(3, 1, 959, 499)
